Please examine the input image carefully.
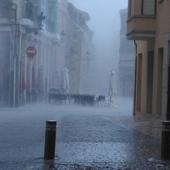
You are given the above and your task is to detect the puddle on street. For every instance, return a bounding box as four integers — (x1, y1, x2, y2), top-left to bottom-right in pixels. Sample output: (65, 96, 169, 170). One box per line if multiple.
(57, 142, 133, 163)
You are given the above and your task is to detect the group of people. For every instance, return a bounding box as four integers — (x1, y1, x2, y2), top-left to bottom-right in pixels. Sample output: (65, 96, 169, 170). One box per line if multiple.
(48, 90, 105, 106)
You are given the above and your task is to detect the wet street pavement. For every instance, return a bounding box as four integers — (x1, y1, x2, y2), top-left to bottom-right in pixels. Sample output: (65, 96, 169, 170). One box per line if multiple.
(0, 98, 170, 169)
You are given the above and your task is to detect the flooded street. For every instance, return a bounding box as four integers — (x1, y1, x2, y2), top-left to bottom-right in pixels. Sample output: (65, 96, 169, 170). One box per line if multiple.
(0, 98, 169, 169)
(1, 0, 170, 169)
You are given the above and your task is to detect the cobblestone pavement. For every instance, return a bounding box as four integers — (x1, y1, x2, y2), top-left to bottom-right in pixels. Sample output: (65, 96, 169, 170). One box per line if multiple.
(0, 98, 170, 169)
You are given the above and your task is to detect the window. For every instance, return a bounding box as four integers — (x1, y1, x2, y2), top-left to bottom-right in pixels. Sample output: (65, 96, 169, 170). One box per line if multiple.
(136, 53, 143, 112)
(0, 1, 10, 18)
(128, 0, 132, 17)
(147, 51, 154, 114)
(157, 48, 163, 114)
(167, 42, 170, 119)
(142, 0, 156, 16)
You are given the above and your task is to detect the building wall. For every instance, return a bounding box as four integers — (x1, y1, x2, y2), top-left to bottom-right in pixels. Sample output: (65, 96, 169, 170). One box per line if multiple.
(0, 0, 93, 106)
(45, 0, 58, 33)
(128, 0, 170, 118)
(0, 31, 10, 105)
(0, 0, 63, 105)
(79, 30, 94, 94)
(62, 2, 93, 94)
(118, 9, 134, 97)
(135, 40, 155, 115)
(153, 0, 170, 118)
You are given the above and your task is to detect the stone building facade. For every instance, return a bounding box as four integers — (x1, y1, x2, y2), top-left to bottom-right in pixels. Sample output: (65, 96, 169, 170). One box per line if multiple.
(0, 0, 93, 106)
(61, 2, 93, 94)
(127, 0, 170, 119)
(118, 9, 134, 97)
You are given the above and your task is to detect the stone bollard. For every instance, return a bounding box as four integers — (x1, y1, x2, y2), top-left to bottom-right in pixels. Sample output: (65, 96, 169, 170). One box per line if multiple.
(44, 120, 57, 160)
(161, 121, 170, 160)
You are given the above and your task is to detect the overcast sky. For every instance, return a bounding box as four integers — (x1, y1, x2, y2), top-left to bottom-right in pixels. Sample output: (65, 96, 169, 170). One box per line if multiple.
(69, 0, 128, 38)
(69, 0, 128, 94)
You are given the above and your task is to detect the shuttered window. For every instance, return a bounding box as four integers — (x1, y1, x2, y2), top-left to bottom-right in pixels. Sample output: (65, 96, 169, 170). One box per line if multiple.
(0, 1, 10, 18)
(128, 0, 132, 17)
(142, 0, 156, 16)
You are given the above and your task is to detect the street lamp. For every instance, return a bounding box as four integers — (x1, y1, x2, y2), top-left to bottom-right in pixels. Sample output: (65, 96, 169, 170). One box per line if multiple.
(9, 2, 19, 107)
(108, 70, 117, 104)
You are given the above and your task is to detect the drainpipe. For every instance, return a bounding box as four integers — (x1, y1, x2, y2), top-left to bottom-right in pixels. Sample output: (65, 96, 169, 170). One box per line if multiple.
(133, 40, 137, 116)
(12, 3, 18, 107)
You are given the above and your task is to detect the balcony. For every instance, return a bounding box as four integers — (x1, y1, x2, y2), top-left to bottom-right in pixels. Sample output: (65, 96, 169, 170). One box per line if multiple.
(127, 15, 156, 40)
(127, 0, 157, 40)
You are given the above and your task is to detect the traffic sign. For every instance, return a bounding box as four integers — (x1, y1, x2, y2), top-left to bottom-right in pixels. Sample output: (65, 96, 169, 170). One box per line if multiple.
(26, 46, 37, 58)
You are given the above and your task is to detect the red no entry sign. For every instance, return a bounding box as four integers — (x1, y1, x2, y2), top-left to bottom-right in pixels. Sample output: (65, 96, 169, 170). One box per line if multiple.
(26, 46, 37, 58)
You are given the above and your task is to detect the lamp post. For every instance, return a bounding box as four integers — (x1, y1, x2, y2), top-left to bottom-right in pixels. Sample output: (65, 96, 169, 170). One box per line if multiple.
(108, 69, 117, 105)
(108, 70, 114, 104)
(9, 2, 19, 107)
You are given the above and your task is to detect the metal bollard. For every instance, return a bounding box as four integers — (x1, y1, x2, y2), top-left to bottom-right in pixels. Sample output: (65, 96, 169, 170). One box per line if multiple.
(44, 120, 57, 160)
(161, 121, 170, 160)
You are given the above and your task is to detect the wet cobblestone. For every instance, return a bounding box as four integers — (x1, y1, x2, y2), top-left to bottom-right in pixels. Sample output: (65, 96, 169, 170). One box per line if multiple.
(0, 100, 170, 170)
(24, 160, 170, 170)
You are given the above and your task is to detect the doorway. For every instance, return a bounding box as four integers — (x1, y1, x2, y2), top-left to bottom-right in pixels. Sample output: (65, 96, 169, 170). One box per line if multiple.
(167, 42, 170, 119)
(136, 53, 143, 112)
(157, 48, 163, 114)
(146, 51, 154, 114)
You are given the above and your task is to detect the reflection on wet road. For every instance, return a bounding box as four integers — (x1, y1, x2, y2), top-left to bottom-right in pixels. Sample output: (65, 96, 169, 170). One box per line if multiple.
(0, 98, 170, 169)
(55, 112, 168, 169)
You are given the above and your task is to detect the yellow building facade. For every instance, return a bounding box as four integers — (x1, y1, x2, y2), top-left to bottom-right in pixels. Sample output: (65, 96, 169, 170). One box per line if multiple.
(127, 0, 170, 119)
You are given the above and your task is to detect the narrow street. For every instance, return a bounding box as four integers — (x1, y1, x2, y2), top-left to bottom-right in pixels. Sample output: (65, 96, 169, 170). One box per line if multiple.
(0, 98, 169, 170)
(1, 0, 170, 169)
